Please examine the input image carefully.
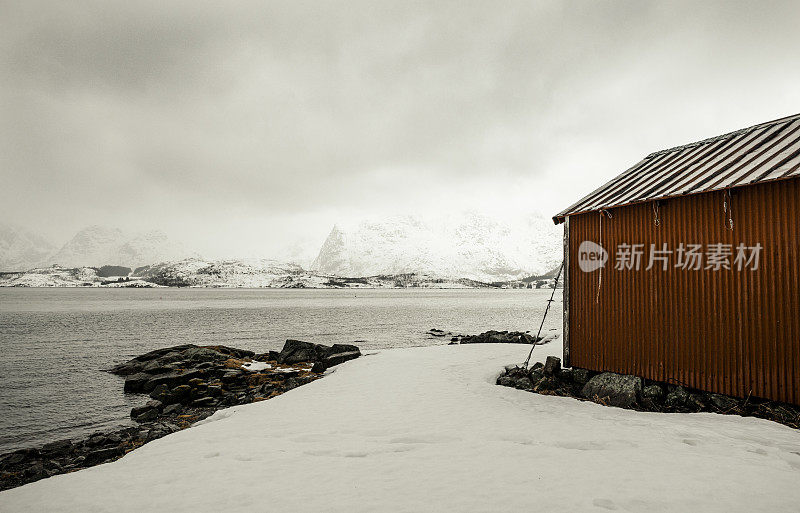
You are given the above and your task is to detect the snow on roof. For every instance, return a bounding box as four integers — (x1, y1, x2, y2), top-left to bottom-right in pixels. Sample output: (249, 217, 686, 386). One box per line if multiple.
(553, 112, 800, 223)
(3, 343, 800, 511)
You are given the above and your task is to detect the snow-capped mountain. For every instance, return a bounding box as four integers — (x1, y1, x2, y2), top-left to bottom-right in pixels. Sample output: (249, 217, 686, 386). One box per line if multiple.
(311, 212, 562, 282)
(46, 226, 193, 269)
(0, 224, 57, 271)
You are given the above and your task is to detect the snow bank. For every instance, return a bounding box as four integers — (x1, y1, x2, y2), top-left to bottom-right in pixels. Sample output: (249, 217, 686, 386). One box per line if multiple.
(1, 342, 799, 512)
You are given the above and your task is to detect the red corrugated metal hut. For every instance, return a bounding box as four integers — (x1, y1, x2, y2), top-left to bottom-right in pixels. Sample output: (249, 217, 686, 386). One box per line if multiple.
(553, 113, 800, 405)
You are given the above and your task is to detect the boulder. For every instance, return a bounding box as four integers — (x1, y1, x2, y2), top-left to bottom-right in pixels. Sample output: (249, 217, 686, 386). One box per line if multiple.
(581, 372, 642, 408)
(40, 439, 72, 457)
(144, 369, 205, 392)
(83, 447, 123, 466)
(109, 344, 197, 375)
(277, 339, 330, 364)
(665, 386, 689, 408)
(168, 384, 192, 403)
(323, 350, 361, 368)
(191, 397, 217, 407)
(513, 376, 534, 391)
(311, 361, 326, 374)
(140, 360, 176, 375)
(686, 393, 707, 411)
(543, 356, 561, 377)
(330, 343, 359, 353)
(149, 384, 170, 402)
(497, 375, 515, 387)
(123, 373, 151, 393)
(643, 384, 665, 400)
(706, 393, 738, 411)
(162, 403, 183, 415)
(130, 401, 161, 422)
(572, 368, 591, 385)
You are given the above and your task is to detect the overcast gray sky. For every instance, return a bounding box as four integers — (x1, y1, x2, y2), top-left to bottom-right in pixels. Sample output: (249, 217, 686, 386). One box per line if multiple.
(2, 0, 799, 259)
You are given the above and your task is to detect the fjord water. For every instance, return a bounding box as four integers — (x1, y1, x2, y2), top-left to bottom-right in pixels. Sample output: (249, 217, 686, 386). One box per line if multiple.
(0, 288, 562, 453)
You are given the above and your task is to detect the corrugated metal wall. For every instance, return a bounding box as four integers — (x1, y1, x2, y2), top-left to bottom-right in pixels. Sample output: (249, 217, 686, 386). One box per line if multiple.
(567, 177, 800, 405)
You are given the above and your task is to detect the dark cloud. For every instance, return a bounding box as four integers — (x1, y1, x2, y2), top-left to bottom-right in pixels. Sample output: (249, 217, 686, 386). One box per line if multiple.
(1, 0, 799, 257)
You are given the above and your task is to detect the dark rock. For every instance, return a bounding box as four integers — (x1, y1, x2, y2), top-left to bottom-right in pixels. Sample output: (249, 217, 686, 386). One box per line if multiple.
(572, 368, 591, 385)
(191, 397, 217, 407)
(543, 356, 561, 377)
(130, 403, 160, 422)
(109, 344, 197, 375)
(145, 369, 205, 392)
(277, 339, 332, 364)
(311, 361, 326, 373)
(581, 372, 642, 408)
(86, 434, 108, 446)
(497, 375, 515, 387)
(83, 447, 123, 466)
(188, 378, 206, 387)
(206, 384, 223, 397)
(1, 450, 35, 467)
(707, 393, 738, 411)
(529, 370, 544, 384)
(220, 370, 244, 384)
(536, 376, 559, 390)
(149, 384, 170, 402)
(323, 350, 361, 368)
(162, 403, 183, 415)
(134, 409, 159, 422)
(559, 368, 574, 382)
(267, 351, 281, 361)
(330, 343, 359, 353)
(140, 360, 176, 374)
(530, 362, 544, 372)
(461, 330, 541, 345)
(201, 345, 255, 360)
(513, 376, 534, 391)
(182, 347, 229, 362)
(643, 384, 665, 400)
(41, 439, 72, 456)
(168, 384, 192, 403)
(665, 386, 689, 408)
(22, 462, 47, 480)
(686, 393, 707, 411)
(123, 373, 152, 393)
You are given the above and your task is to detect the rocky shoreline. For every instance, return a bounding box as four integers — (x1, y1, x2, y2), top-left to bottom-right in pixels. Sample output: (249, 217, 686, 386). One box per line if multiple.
(0, 340, 361, 491)
(427, 328, 552, 345)
(498, 356, 800, 429)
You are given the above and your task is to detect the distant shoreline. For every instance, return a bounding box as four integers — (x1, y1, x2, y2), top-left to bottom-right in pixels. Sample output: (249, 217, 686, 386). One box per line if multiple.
(0, 265, 560, 290)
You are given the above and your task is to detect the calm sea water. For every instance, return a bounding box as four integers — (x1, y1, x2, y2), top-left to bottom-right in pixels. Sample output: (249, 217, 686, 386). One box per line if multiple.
(0, 288, 562, 453)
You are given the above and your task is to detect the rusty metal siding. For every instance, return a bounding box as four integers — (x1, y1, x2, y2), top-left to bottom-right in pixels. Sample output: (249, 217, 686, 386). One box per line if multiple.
(567, 177, 800, 405)
(554, 113, 800, 223)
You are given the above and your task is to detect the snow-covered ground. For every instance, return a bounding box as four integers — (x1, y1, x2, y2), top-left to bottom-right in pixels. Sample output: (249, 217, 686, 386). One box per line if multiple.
(2, 342, 799, 512)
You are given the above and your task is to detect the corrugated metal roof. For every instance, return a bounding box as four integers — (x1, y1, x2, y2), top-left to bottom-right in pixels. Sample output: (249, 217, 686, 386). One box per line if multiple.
(553, 112, 800, 224)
